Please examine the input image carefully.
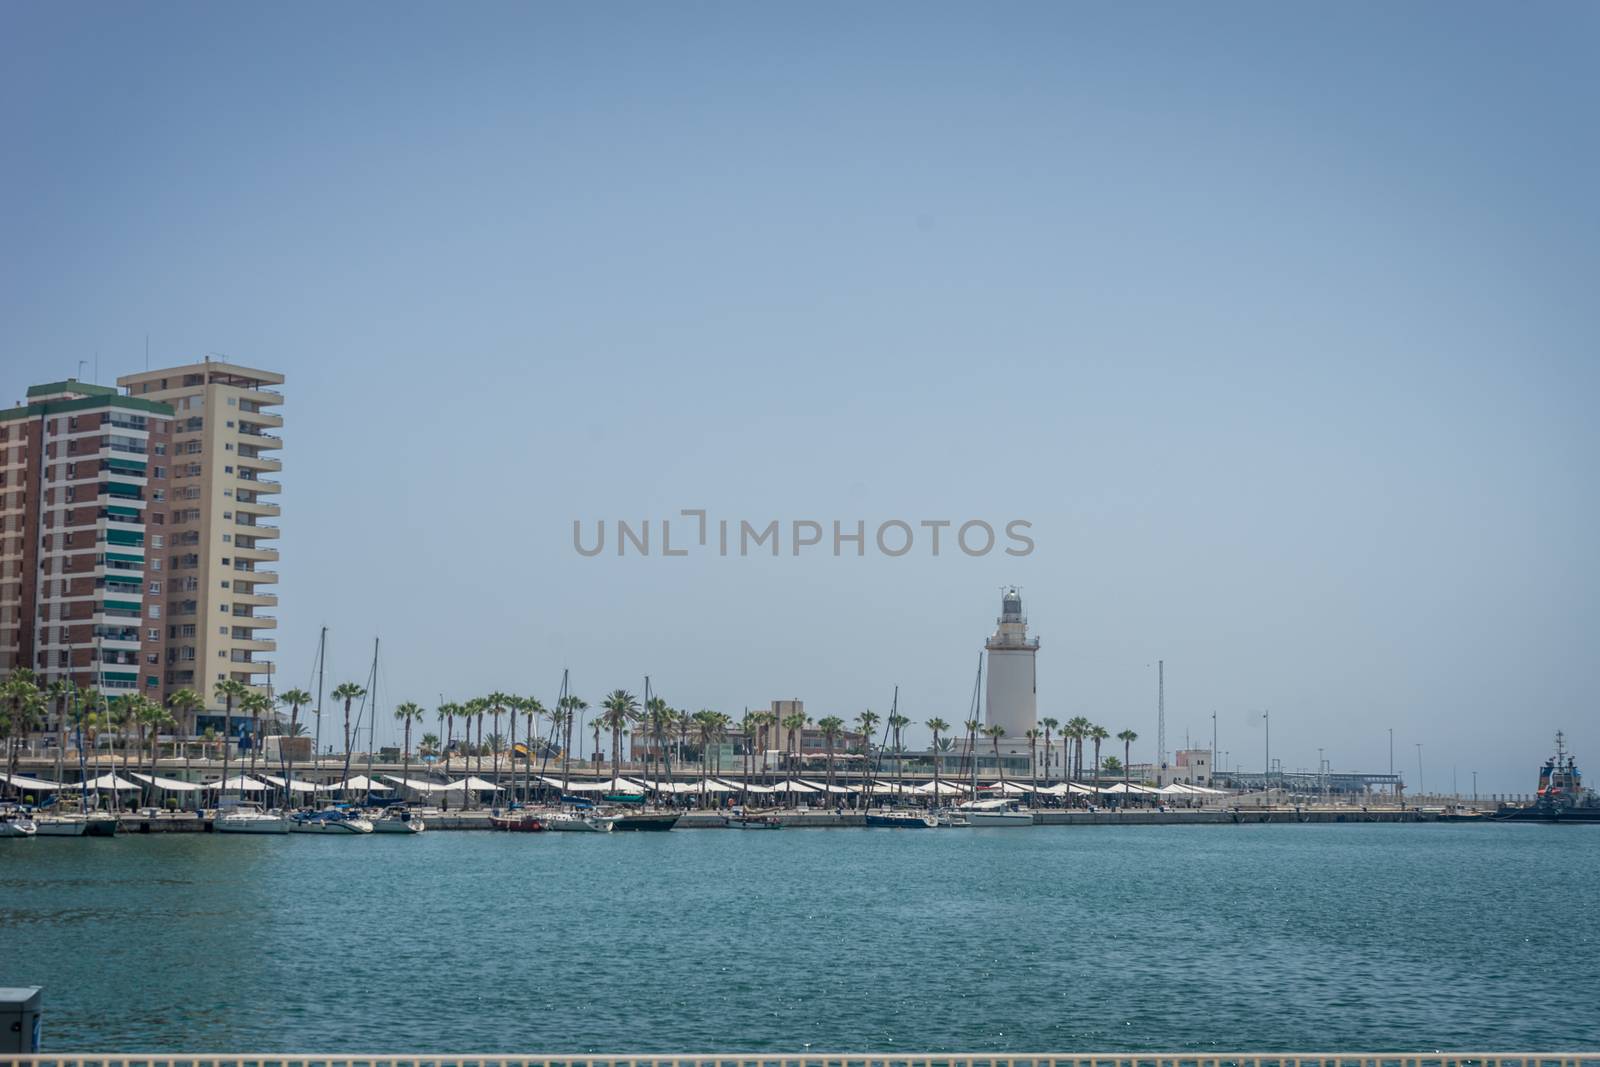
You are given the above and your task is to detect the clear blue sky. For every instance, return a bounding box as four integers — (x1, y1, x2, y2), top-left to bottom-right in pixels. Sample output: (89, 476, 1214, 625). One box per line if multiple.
(3, 1, 1595, 793)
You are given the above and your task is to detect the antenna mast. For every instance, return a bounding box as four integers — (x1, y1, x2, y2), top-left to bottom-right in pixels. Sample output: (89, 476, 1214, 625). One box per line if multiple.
(1157, 660, 1166, 770)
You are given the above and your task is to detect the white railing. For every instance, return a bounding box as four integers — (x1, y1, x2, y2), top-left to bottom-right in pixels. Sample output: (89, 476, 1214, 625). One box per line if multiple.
(4, 1056, 1598, 1067)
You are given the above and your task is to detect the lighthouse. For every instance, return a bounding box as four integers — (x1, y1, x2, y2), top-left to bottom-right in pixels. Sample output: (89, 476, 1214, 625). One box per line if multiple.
(984, 587, 1039, 751)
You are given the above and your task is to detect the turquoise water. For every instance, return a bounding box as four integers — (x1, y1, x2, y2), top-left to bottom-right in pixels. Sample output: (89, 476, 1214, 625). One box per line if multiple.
(3, 822, 1597, 1054)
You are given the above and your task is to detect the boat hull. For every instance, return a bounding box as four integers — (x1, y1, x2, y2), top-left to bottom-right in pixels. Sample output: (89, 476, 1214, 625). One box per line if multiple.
(1493, 806, 1600, 823)
(968, 812, 1034, 827)
(612, 812, 680, 832)
(729, 817, 783, 830)
(34, 817, 89, 836)
(865, 813, 933, 828)
(216, 816, 290, 834)
(544, 814, 611, 832)
(0, 819, 37, 838)
(291, 816, 375, 834)
(489, 813, 545, 832)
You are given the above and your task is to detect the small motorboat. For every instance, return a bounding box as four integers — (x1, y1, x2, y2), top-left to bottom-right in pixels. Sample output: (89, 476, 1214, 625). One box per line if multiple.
(291, 809, 375, 834)
(865, 810, 936, 828)
(368, 806, 427, 834)
(729, 814, 784, 830)
(215, 803, 290, 834)
(0, 810, 38, 838)
(489, 810, 545, 832)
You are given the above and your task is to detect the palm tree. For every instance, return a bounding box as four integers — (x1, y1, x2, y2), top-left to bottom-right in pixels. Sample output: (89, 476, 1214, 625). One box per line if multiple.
(925, 718, 950, 804)
(1040, 717, 1059, 782)
(240, 689, 273, 778)
(1, 670, 43, 794)
(1088, 724, 1110, 791)
(420, 732, 440, 756)
(737, 710, 756, 797)
(522, 696, 546, 803)
(1025, 728, 1042, 795)
(559, 695, 586, 792)
(439, 701, 460, 766)
(165, 687, 202, 763)
(982, 724, 1007, 786)
(817, 716, 845, 796)
(484, 692, 511, 793)
(139, 697, 176, 808)
(213, 678, 249, 805)
(331, 681, 367, 793)
(1066, 716, 1091, 781)
(692, 710, 723, 807)
(277, 688, 312, 807)
(46, 679, 76, 787)
(467, 696, 489, 801)
(781, 711, 808, 807)
(888, 712, 911, 787)
(600, 690, 638, 783)
(394, 700, 424, 794)
(755, 710, 778, 785)
(643, 696, 669, 786)
(855, 709, 879, 805)
(1117, 729, 1138, 798)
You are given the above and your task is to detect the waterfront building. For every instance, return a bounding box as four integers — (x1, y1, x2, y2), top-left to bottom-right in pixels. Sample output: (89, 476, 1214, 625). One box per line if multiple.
(116, 361, 284, 733)
(0, 380, 175, 705)
(0, 361, 285, 740)
(1156, 748, 1214, 787)
(984, 587, 1038, 753)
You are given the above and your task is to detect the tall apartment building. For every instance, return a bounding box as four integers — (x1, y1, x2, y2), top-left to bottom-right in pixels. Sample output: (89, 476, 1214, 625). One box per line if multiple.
(0, 380, 174, 706)
(117, 361, 283, 731)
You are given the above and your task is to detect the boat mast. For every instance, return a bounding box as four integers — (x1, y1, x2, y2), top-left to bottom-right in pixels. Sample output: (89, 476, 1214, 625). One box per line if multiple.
(365, 637, 379, 805)
(313, 626, 326, 763)
(971, 652, 983, 798)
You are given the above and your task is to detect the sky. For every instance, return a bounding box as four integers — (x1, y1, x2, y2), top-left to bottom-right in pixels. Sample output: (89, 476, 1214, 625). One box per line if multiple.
(3, 1, 1596, 794)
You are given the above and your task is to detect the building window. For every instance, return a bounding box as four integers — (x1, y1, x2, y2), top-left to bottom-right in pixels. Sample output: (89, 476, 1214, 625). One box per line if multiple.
(148, 581, 160, 594)
(149, 605, 161, 618)
(220, 580, 229, 588)
(152, 535, 163, 548)
(147, 628, 159, 641)
(219, 626, 228, 635)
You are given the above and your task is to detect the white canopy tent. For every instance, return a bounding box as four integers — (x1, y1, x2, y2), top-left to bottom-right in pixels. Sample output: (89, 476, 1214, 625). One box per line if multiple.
(380, 774, 448, 795)
(328, 775, 393, 793)
(259, 774, 323, 794)
(1099, 781, 1160, 795)
(436, 776, 501, 793)
(207, 775, 271, 792)
(910, 779, 971, 795)
(0, 771, 64, 791)
(714, 778, 777, 794)
(798, 779, 854, 795)
(548, 777, 612, 792)
(771, 779, 821, 793)
(84, 772, 145, 791)
(129, 772, 203, 793)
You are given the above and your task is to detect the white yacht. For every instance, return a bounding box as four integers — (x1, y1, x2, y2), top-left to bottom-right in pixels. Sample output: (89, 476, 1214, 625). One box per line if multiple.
(368, 806, 427, 834)
(544, 810, 614, 832)
(291, 809, 375, 834)
(33, 813, 90, 836)
(215, 803, 290, 834)
(962, 799, 1035, 827)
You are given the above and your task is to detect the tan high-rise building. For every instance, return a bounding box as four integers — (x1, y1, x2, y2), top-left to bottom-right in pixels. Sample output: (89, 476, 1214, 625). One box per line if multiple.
(117, 360, 283, 731)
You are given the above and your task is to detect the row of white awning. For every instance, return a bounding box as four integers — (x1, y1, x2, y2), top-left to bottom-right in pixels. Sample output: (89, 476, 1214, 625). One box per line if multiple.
(4, 769, 1228, 798)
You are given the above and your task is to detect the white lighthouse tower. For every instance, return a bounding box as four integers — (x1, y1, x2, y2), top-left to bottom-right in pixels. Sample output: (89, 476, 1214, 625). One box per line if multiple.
(984, 587, 1039, 752)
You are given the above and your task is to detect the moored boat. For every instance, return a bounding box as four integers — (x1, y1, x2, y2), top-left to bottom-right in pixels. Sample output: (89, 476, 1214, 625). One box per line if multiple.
(1494, 732, 1600, 823)
(729, 814, 784, 830)
(0, 810, 38, 838)
(543, 811, 613, 832)
(865, 810, 935, 828)
(368, 806, 427, 833)
(611, 811, 679, 832)
(291, 809, 375, 834)
(33, 813, 89, 837)
(489, 810, 545, 832)
(216, 803, 290, 834)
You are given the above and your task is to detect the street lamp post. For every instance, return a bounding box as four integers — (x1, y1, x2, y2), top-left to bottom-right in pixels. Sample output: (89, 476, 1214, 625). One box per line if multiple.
(1416, 743, 1425, 800)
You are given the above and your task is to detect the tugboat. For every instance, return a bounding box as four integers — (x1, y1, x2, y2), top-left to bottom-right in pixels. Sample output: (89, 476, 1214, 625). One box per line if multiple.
(1495, 733, 1600, 823)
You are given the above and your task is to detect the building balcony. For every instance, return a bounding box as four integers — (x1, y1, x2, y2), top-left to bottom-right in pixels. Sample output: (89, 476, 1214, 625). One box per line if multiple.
(230, 614, 277, 629)
(232, 545, 279, 562)
(238, 428, 283, 449)
(234, 520, 280, 539)
(233, 498, 280, 517)
(239, 477, 281, 495)
(230, 590, 277, 607)
(240, 385, 283, 407)
(231, 637, 277, 653)
(237, 407, 283, 427)
(238, 454, 283, 473)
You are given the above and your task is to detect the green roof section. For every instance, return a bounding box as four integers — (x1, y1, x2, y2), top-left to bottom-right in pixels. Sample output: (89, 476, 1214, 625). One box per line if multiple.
(26, 379, 118, 399)
(0, 392, 175, 424)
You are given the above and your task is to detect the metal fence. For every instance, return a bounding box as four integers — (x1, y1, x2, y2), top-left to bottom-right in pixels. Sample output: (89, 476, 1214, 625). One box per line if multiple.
(4, 1055, 1599, 1067)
